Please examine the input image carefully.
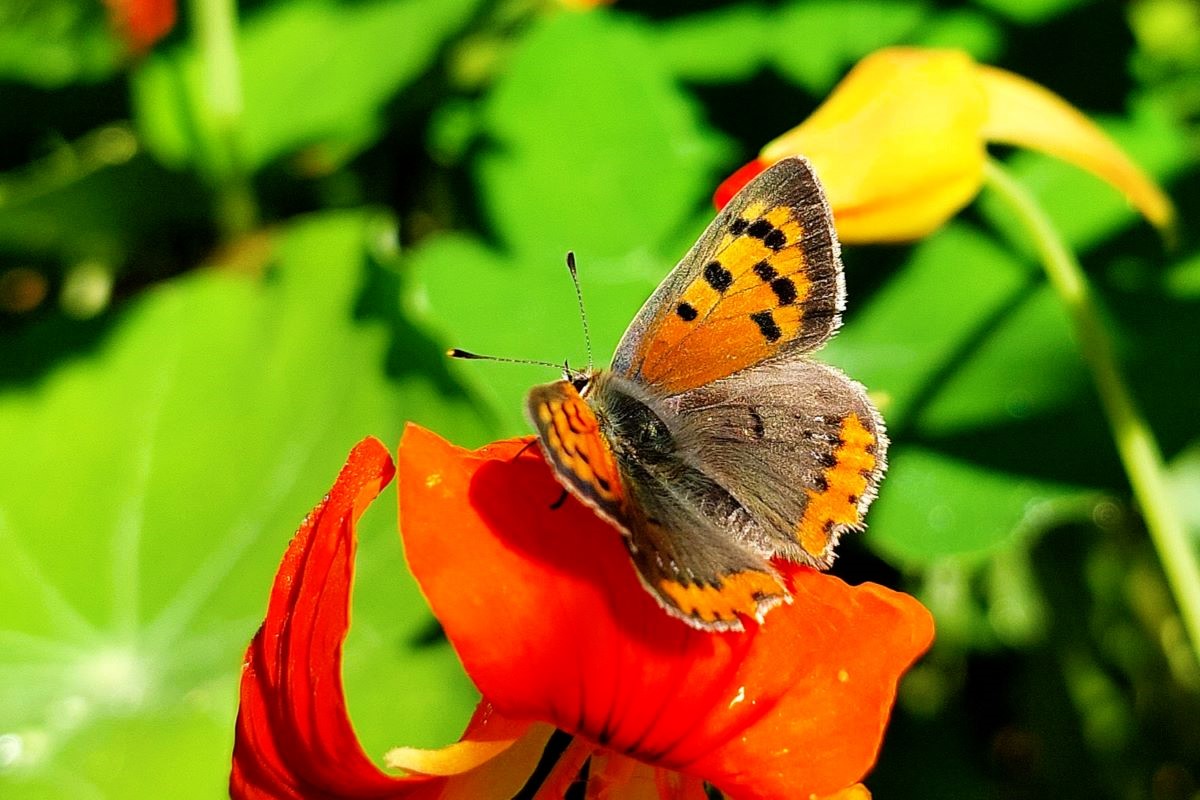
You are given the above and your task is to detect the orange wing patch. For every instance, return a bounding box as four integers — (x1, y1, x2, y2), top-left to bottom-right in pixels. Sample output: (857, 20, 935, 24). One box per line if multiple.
(797, 414, 879, 559)
(637, 202, 815, 394)
(658, 570, 788, 629)
(534, 385, 625, 514)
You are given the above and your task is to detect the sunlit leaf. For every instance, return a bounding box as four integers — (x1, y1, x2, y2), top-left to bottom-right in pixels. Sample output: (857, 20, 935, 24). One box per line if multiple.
(0, 211, 482, 798)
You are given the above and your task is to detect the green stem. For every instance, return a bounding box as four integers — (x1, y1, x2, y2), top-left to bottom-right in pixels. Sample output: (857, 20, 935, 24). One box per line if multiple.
(189, 0, 257, 236)
(983, 158, 1200, 664)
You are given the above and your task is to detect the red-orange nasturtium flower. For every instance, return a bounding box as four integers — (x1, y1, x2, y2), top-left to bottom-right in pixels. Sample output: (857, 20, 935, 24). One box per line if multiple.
(231, 428, 934, 799)
(715, 47, 1174, 243)
(104, 0, 176, 53)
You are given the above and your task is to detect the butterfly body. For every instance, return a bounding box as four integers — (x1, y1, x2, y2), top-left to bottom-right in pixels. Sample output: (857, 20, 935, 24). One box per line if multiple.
(526, 157, 887, 632)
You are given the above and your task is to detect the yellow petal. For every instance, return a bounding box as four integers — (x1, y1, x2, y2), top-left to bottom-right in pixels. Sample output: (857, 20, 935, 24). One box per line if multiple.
(385, 719, 555, 799)
(977, 64, 1175, 232)
(815, 784, 873, 800)
(760, 47, 988, 243)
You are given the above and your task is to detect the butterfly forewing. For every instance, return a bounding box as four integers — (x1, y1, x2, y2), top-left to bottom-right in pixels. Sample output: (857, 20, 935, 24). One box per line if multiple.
(527, 381, 627, 526)
(612, 157, 843, 395)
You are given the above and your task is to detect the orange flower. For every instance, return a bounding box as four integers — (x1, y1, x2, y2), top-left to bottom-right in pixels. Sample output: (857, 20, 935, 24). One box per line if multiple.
(231, 431, 934, 799)
(104, 0, 176, 53)
(715, 47, 1174, 243)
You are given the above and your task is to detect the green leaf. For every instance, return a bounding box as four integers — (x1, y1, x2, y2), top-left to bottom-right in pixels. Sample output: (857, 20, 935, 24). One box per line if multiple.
(867, 445, 1086, 567)
(477, 10, 729, 262)
(655, 0, 932, 92)
(971, 0, 1096, 24)
(914, 285, 1084, 435)
(0, 211, 482, 798)
(133, 0, 482, 175)
(409, 10, 729, 436)
(653, 5, 770, 83)
(769, 0, 928, 93)
(0, 136, 210, 270)
(825, 223, 1038, 431)
(914, 9, 1005, 61)
(0, 0, 120, 87)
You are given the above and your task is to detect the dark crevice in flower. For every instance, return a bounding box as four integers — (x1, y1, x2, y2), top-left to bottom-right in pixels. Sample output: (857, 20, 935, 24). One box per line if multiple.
(704, 782, 726, 800)
(514, 729, 575, 799)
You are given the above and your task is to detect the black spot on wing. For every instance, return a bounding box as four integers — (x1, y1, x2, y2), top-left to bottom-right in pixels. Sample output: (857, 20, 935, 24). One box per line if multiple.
(753, 260, 777, 281)
(746, 219, 772, 238)
(704, 261, 734, 292)
(770, 276, 798, 305)
(763, 228, 786, 250)
(676, 302, 698, 321)
(750, 310, 782, 343)
(729, 218, 749, 236)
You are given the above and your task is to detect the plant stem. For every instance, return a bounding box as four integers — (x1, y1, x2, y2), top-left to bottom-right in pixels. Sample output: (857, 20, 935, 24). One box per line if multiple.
(189, 0, 257, 236)
(983, 158, 1200, 664)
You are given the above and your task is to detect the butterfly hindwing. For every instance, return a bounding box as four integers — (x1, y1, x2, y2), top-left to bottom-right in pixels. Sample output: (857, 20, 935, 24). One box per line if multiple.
(669, 357, 887, 565)
(622, 471, 788, 633)
(612, 157, 843, 395)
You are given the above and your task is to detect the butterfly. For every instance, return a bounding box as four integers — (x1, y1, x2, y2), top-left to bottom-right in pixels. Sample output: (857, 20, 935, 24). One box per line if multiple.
(525, 156, 887, 633)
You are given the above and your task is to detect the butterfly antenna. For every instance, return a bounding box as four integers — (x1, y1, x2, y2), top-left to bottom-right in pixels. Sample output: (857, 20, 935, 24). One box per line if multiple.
(566, 251, 594, 370)
(447, 349, 562, 370)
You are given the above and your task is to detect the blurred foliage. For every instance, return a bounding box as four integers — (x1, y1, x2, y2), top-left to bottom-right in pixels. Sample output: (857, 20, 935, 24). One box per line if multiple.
(1, 0, 1198, 798)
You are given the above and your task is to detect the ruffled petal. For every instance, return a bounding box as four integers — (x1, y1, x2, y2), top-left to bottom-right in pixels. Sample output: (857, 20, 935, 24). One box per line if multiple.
(398, 426, 934, 800)
(976, 64, 1175, 232)
(231, 438, 543, 800)
(757, 47, 987, 243)
(718, 46, 1173, 244)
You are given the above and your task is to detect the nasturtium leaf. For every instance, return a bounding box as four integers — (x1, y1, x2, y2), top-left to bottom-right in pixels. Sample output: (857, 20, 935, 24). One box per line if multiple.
(971, 0, 1096, 24)
(405, 232, 660, 439)
(477, 10, 728, 262)
(0, 211, 482, 798)
(653, 5, 770, 82)
(1164, 252, 1200, 300)
(915, 285, 1083, 435)
(914, 9, 1005, 61)
(0, 0, 119, 87)
(0, 148, 209, 270)
(825, 223, 1038, 431)
(867, 445, 1087, 567)
(134, 0, 481, 176)
(770, 0, 928, 93)
(655, 0, 936, 92)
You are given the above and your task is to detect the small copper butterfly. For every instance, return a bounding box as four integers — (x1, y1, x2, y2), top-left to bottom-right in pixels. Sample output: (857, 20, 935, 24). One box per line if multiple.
(466, 157, 887, 632)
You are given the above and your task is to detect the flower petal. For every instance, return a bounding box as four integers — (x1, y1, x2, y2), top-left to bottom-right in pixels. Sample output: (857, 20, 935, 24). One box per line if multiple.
(713, 158, 768, 210)
(976, 64, 1176, 232)
(104, 0, 176, 52)
(757, 47, 987, 243)
(398, 426, 934, 800)
(231, 438, 543, 800)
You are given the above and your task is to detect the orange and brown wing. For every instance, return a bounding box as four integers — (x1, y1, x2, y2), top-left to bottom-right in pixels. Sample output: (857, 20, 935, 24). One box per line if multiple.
(527, 380, 627, 526)
(612, 157, 842, 395)
(670, 358, 888, 567)
(528, 377, 790, 632)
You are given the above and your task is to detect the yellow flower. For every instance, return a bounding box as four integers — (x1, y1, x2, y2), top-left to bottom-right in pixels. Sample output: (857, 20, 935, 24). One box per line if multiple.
(714, 47, 1174, 243)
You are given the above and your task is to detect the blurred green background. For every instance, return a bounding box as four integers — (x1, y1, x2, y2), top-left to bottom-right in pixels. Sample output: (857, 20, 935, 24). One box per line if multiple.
(1, 0, 1198, 797)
